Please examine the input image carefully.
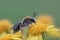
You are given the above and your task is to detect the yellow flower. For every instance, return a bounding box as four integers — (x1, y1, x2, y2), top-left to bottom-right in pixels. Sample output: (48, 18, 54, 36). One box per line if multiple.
(0, 34, 12, 40)
(27, 14, 60, 40)
(36, 14, 54, 26)
(0, 19, 12, 33)
(0, 31, 23, 40)
(11, 31, 23, 40)
(28, 23, 46, 35)
(11, 30, 22, 38)
(46, 25, 60, 37)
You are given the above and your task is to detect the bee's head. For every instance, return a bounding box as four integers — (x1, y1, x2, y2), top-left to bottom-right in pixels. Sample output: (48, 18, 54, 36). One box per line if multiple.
(23, 17, 35, 26)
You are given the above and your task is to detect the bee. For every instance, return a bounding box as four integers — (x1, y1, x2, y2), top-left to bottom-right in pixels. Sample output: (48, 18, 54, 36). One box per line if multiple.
(13, 11, 37, 33)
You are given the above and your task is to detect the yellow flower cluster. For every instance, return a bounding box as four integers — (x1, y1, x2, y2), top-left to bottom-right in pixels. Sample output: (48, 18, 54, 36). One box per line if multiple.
(0, 19, 12, 33)
(0, 14, 60, 40)
(29, 23, 46, 35)
(29, 15, 53, 35)
(27, 14, 60, 40)
(36, 15, 54, 26)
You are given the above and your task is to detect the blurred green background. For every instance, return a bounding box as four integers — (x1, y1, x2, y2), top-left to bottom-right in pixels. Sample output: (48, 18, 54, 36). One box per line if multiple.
(0, 0, 60, 26)
(0, 0, 60, 40)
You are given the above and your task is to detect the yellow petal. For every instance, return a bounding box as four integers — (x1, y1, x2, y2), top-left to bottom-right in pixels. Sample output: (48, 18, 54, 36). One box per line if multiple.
(46, 25, 59, 37)
(26, 35, 43, 40)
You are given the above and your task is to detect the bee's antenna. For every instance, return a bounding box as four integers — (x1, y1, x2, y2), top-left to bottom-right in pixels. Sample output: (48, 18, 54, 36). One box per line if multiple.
(33, 11, 38, 18)
(33, 11, 35, 17)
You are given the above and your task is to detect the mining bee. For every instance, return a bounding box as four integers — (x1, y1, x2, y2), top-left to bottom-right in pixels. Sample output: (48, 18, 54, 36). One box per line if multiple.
(13, 11, 37, 33)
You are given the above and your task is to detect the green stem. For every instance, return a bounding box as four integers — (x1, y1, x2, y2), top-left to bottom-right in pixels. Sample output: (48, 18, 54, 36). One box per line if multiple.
(42, 32, 45, 40)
